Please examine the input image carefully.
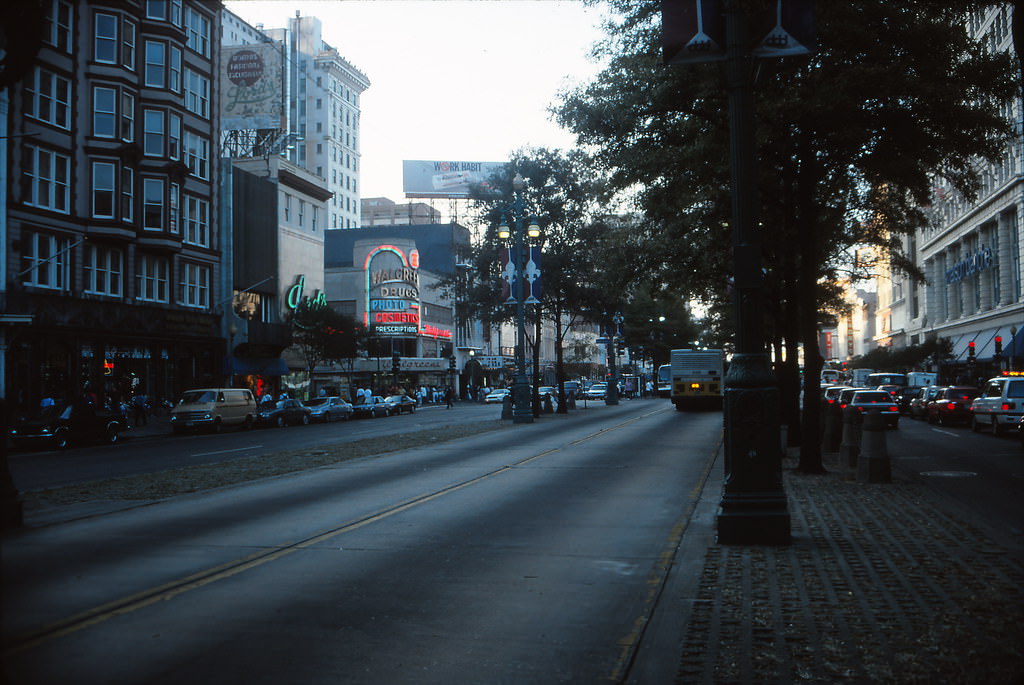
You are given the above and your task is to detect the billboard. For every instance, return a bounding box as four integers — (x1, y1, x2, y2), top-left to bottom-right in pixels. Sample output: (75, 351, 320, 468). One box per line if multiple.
(402, 160, 507, 199)
(221, 43, 284, 131)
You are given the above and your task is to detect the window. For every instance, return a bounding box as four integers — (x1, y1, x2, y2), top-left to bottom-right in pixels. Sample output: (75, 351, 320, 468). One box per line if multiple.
(95, 13, 117, 63)
(121, 167, 134, 221)
(143, 178, 164, 230)
(93, 86, 117, 137)
(312, 206, 319, 230)
(144, 40, 165, 88)
(92, 161, 116, 218)
(298, 200, 305, 226)
(183, 195, 209, 247)
(25, 67, 71, 129)
(170, 0, 182, 26)
(283, 193, 291, 221)
(122, 19, 136, 69)
(167, 182, 179, 235)
(44, 0, 73, 53)
(121, 92, 135, 141)
(184, 69, 210, 117)
(184, 130, 209, 179)
(168, 113, 181, 160)
(143, 109, 164, 156)
(84, 244, 123, 296)
(25, 145, 70, 212)
(169, 47, 181, 92)
(136, 254, 169, 302)
(180, 262, 210, 308)
(22, 232, 70, 290)
(185, 7, 211, 56)
(146, 0, 167, 20)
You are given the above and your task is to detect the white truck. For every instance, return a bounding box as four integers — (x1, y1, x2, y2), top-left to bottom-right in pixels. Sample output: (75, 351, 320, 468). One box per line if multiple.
(850, 368, 875, 387)
(670, 349, 724, 411)
(907, 372, 937, 387)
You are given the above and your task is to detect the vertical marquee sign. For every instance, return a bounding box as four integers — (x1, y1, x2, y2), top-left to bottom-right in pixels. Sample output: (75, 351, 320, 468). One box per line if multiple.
(365, 246, 421, 337)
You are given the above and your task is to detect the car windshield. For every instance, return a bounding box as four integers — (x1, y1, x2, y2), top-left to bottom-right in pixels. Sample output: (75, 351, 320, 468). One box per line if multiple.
(304, 398, 329, 407)
(853, 392, 891, 403)
(385, 396, 404, 401)
(943, 388, 978, 399)
(180, 390, 216, 404)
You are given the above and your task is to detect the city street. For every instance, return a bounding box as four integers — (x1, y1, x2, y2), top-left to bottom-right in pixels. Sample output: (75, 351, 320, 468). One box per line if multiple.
(2, 401, 721, 684)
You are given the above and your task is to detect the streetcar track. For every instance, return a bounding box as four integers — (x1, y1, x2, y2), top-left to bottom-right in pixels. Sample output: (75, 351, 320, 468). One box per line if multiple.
(4, 405, 672, 657)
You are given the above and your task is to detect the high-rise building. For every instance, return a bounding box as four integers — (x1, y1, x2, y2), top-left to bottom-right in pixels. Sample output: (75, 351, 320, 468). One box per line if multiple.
(3, 0, 223, 408)
(222, 11, 370, 230)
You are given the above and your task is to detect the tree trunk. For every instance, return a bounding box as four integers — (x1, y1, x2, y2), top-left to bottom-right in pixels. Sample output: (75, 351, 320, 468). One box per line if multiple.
(796, 128, 826, 474)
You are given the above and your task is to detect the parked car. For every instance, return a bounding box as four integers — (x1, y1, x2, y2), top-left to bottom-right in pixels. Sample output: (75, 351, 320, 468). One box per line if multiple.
(257, 399, 312, 427)
(970, 376, 1024, 435)
(925, 386, 980, 426)
(910, 385, 945, 420)
(584, 382, 608, 400)
(303, 396, 353, 422)
(896, 386, 924, 415)
(10, 403, 126, 450)
(849, 390, 900, 428)
(484, 389, 510, 404)
(352, 395, 390, 418)
(383, 394, 417, 415)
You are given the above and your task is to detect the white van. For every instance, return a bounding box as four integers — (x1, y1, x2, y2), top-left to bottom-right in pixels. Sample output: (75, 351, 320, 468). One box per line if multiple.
(170, 388, 257, 433)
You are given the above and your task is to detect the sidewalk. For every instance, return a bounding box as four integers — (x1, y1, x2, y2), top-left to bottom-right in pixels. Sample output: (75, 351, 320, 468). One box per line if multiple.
(654, 447, 1024, 684)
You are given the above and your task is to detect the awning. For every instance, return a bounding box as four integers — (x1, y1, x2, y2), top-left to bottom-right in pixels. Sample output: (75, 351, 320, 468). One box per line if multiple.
(223, 356, 290, 376)
(951, 326, 1024, 361)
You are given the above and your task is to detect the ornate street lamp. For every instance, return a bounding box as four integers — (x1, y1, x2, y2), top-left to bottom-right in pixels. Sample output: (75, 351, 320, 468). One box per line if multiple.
(497, 173, 540, 424)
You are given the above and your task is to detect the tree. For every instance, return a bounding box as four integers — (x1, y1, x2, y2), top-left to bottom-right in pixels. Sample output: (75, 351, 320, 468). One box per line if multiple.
(556, 0, 1016, 471)
(288, 301, 367, 390)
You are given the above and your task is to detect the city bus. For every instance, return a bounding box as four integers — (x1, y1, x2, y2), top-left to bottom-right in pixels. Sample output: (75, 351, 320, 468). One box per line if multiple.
(656, 364, 672, 398)
(670, 349, 724, 411)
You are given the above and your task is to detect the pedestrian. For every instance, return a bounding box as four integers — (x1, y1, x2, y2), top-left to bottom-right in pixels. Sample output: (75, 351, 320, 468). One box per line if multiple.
(444, 386, 454, 409)
(131, 392, 148, 427)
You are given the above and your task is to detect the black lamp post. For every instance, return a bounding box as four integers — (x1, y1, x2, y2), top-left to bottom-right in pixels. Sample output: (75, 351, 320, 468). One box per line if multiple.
(497, 173, 539, 424)
(606, 311, 624, 406)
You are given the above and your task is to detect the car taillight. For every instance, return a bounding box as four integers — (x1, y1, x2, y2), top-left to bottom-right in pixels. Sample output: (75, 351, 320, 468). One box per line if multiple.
(947, 403, 956, 411)
(1001, 402, 1015, 411)
(888, 406, 898, 412)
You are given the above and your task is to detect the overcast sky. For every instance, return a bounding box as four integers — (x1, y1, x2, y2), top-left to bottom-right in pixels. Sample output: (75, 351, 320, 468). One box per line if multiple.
(225, 0, 608, 208)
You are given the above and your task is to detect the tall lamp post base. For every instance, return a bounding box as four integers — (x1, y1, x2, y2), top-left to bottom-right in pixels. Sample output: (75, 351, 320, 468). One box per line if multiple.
(716, 353, 791, 545)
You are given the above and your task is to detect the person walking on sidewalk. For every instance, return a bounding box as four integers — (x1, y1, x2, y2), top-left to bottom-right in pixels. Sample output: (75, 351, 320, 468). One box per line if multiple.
(444, 386, 454, 409)
(131, 392, 148, 427)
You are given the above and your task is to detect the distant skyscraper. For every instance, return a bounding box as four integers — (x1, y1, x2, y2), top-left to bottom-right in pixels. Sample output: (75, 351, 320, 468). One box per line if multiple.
(222, 11, 370, 230)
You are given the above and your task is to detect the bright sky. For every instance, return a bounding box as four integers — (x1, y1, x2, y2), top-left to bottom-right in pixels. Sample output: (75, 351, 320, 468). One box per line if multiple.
(224, 0, 608, 209)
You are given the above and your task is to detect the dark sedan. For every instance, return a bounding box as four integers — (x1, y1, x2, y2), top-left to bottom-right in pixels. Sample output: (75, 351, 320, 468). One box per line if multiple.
(352, 395, 390, 419)
(925, 386, 980, 426)
(303, 396, 353, 422)
(256, 399, 312, 427)
(383, 394, 417, 415)
(10, 403, 126, 450)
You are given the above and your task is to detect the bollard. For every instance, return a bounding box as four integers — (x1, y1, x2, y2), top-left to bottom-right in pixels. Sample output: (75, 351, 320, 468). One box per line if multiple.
(839, 405, 861, 472)
(501, 394, 513, 420)
(822, 402, 842, 453)
(857, 409, 891, 483)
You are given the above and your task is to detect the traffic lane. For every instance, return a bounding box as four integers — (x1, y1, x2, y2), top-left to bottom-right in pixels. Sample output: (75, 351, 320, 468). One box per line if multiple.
(2, 402, 664, 641)
(3, 404, 720, 684)
(6, 402, 505, 492)
(885, 418, 1024, 542)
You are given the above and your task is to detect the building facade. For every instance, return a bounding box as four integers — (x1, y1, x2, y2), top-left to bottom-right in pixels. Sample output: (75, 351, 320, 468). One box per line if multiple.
(3, 0, 223, 411)
(898, 5, 1021, 380)
(361, 197, 442, 226)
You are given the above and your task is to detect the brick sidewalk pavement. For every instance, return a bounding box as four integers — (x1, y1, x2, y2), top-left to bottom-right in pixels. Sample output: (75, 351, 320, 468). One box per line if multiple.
(673, 452, 1024, 684)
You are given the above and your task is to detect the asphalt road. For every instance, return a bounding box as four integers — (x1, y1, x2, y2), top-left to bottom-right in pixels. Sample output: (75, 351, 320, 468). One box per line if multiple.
(2, 400, 722, 684)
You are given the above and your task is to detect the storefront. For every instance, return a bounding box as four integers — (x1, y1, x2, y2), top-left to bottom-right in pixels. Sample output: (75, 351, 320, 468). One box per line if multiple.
(7, 293, 222, 413)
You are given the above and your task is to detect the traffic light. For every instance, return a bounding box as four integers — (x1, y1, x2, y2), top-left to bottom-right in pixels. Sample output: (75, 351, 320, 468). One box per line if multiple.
(391, 351, 401, 374)
(967, 340, 975, 360)
(995, 336, 1003, 356)
(449, 355, 457, 372)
